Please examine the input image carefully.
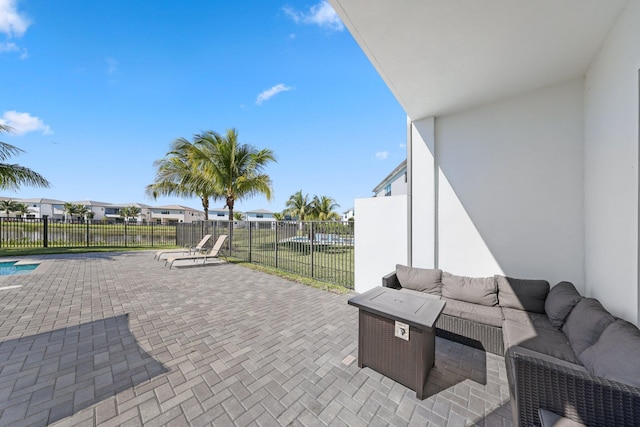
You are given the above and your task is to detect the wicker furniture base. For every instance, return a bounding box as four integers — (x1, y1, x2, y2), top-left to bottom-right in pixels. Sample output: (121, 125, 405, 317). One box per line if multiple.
(436, 313, 504, 355)
(348, 287, 445, 400)
(358, 310, 435, 399)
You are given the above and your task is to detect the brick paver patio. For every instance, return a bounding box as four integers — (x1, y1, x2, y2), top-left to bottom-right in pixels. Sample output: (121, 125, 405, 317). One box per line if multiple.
(0, 252, 512, 426)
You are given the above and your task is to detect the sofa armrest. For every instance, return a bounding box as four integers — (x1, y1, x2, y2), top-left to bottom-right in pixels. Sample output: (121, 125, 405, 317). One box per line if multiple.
(382, 271, 401, 289)
(506, 346, 640, 427)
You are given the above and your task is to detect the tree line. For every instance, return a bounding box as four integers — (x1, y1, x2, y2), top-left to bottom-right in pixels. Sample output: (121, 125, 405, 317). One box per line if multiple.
(276, 190, 341, 221)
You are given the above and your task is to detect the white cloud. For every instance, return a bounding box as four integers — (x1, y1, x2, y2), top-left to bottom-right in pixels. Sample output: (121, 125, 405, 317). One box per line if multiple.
(283, 1, 344, 32)
(255, 83, 292, 105)
(0, 0, 30, 59)
(0, 110, 52, 135)
(375, 151, 389, 160)
(0, 0, 30, 38)
(0, 40, 16, 52)
(0, 41, 26, 58)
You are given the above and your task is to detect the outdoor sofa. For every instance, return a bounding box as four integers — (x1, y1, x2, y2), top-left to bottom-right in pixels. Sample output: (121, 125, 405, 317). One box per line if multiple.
(382, 265, 640, 427)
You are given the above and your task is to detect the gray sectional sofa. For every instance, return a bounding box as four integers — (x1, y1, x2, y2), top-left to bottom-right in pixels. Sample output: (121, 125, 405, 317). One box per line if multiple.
(382, 264, 640, 427)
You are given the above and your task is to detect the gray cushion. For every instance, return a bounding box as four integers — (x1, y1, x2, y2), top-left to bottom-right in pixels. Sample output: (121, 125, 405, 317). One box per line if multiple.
(579, 320, 640, 388)
(502, 307, 557, 332)
(503, 320, 579, 364)
(496, 275, 549, 313)
(563, 298, 615, 356)
(395, 264, 442, 294)
(545, 281, 582, 329)
(441, 298, 503, 327)
(441, 272, 497, 306)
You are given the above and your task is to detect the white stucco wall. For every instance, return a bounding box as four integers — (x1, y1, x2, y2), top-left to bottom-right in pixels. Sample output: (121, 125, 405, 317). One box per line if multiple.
(354, 195, 407, 293)
(411, 80, 585, 287)
(411, 118, 436, 269)
(435, 80, 585, 285)
(584, 0, 640, 323)
(390, 171, 407, 197)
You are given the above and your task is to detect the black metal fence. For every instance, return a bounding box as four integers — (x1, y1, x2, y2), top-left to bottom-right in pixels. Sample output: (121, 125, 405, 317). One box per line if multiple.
(177, 220, 355, 289)
(0, 216, 355, 289)
(0, 217, 177, 248)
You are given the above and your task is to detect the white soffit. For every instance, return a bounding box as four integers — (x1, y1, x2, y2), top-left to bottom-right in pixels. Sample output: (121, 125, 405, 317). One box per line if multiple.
(330, 0, 630, 120)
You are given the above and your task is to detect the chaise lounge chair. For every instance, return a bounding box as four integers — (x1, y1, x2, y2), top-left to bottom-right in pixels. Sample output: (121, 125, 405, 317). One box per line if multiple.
(154, 234, 212, 260)
(165, 234, 228, 269)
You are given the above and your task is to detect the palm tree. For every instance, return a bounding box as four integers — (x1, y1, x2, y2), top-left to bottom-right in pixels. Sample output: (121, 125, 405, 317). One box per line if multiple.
(0, 199, 19, 218)
(310, 195, 341, 221)
(13, 203, 32, 219)
(0, 125, 50, 190)
(284, 190, 311, 221)
(62, 202, 79, 222)
(120, 206, 141, 222)
(146, 137, 222, 220)
(190, 129, 276, 222)
(76, 205, 90, 221)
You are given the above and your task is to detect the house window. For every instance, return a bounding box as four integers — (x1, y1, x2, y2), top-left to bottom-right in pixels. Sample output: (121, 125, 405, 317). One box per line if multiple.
(384, 184, 391, 196)
(161, 210, 170, 215)
(404, 172, 407, 183)
(256, 214, 263, 218)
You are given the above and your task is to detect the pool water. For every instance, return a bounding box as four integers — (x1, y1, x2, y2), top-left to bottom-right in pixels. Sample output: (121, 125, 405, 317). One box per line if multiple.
(0, 261, 40, 275)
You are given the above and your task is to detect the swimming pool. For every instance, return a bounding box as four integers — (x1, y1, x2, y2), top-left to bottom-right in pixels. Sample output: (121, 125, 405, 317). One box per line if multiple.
(0, 261, 40, 275)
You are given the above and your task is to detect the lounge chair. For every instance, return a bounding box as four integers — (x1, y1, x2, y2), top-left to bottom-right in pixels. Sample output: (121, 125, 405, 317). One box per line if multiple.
(165, 234, 228, 269)
(154, 234, 212, 260)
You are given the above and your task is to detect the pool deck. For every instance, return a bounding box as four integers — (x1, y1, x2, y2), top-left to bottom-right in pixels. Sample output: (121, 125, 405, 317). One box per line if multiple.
(0, 252, 512, 426)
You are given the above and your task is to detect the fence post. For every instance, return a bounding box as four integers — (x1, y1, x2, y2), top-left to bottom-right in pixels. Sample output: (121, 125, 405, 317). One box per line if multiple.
(124, 221, 127, 247)
(275, 221, 278, 268)
(310, 222, 314, 278)
(86, 220, 89, 247)
(150, 221, 154, 247)
(248, 221, 252, 263)
(43, 215, 48, 248)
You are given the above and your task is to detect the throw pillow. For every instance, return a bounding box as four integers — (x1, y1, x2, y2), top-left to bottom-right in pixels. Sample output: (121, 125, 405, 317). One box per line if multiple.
(580, 320, 640, 388)
(545, 281, 582, 329)
(562, 298, 616, 356)
(496, 275, 550, 313)
(395, 264, 442, 294)
(441, 272, 497, 306)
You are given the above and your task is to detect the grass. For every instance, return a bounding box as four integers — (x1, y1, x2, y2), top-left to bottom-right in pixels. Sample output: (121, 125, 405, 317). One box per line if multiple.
(225, 257, 352, 295)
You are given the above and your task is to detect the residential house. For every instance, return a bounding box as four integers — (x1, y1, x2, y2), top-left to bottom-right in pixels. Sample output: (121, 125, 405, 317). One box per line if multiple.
(69, 200, 115, 221)
(150, 205, 205, 224)
(244, 209, 275, 221)
(0, 197, 66, 220)
(342, 208, 355, 221)
(332, 0, 640, 324)
(244, 209, 276, 229)
(372, 160, 407, 198)
(209, 206, 243, 220)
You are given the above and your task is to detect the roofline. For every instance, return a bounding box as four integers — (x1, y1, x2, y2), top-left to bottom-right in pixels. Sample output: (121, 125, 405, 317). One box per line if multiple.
(372, 159, 407, 193)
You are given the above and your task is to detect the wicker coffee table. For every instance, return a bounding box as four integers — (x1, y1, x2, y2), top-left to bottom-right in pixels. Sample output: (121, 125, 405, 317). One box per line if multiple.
(348, 286, 445, 399)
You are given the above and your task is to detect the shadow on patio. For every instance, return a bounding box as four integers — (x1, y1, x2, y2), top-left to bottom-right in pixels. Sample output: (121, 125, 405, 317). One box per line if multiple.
(0, 314, 167, 425)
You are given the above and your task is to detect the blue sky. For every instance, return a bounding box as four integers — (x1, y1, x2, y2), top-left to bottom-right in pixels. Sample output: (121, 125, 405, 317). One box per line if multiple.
(1, 0, 405, 214)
